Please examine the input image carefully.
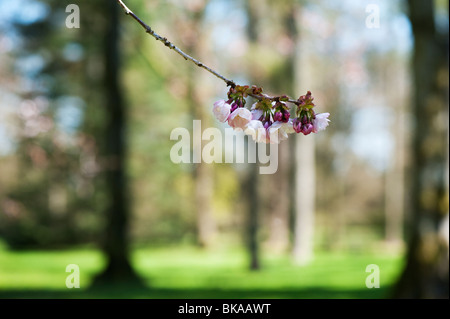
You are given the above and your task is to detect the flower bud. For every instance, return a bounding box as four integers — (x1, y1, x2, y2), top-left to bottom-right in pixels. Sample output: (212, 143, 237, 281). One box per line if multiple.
(282, 110, 290, 123)
(273, 111, 283, 122)
(301, 115, 308, 124)
(302, 123, 313, 135)
(264, 120, 273, 130)
(230, 102, 239, 113)
(293, 118, 302, 133)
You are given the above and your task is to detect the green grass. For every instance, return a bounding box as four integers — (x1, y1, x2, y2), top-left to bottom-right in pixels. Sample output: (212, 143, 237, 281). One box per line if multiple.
(0, 245, 403, 299)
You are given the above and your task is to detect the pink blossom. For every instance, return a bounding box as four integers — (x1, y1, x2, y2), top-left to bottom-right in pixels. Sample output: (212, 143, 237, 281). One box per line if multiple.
(268, 121, 295, 143)
(228, 107, 252, 130)
(312, 112, 330, 133)
(251, 109, 264, 121)
(213, 100, 231, 123)
(244, 120, 267, 143)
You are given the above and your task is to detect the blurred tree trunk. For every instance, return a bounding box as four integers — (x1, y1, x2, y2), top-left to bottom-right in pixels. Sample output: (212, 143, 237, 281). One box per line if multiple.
(185, 6, 216, 248)
(194, 157, 215, 248)
(384, 59, 407, 247)
(93, 0, 141, 285)
(292, 136, 316, 265)
(262, 3, 294, 254)
(384, 119, 405, 245)
(245, 161, 260, 270)
(290, 5, 316, 265)
(265, 141, 290, 253)
(393, 0, 449, 298)
(244, 0, 261, 270)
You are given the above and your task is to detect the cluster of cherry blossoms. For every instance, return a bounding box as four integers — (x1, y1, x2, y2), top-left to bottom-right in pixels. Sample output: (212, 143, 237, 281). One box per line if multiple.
(213, 85, 330, 144)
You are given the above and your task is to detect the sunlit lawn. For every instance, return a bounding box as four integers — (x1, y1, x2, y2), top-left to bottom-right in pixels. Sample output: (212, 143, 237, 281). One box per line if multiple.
(0, 244, 403, 299)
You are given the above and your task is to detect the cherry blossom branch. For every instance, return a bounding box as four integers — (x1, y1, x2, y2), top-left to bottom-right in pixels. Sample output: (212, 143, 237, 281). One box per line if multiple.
(117, 0, 330, 142)
(116, 0, 235, 87)
(116, 0, 300, 105)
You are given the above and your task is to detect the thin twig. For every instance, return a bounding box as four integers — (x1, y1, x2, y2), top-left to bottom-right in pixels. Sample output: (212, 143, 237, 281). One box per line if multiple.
(116, 0, 235, 87)
(116, 0, 300, 105)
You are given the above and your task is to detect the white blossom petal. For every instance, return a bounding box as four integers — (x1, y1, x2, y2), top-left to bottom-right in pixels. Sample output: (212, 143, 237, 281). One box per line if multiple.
(213, 100, 231, 123)
(228, 108, 252, 130)
(313, 112, 330, 132)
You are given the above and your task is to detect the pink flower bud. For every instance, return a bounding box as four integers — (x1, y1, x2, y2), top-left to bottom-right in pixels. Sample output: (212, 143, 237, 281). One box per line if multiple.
(301, 115, 308, 124)
(230, 102, 239, 113)
(273, 111, 283, 122)
(302, 123, 314, 135)
(282, 111, 290, 122)
(293, 118, 302, 133)
(263, 121, 272, 130)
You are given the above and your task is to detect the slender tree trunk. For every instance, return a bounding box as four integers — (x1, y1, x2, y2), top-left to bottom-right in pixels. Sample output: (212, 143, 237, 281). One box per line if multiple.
(292, 135, 316, 264)
(266, 141, 290, 253)
(194, 162, 215, 247)
(291, 5, 316, 265)
(245, 0, 261, 270)
(184, 8, 216, 248)
(383, 56, 408, 248)
(393, 0, 449, 298)
(263, 2, 294, 254)
(93, 0, 141, 285)
(384, 98, 406, 246)
(246, 159, 260, 270)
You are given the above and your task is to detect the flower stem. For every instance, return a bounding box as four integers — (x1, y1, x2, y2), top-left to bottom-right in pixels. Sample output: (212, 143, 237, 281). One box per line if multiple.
(248, 93, 299, 105)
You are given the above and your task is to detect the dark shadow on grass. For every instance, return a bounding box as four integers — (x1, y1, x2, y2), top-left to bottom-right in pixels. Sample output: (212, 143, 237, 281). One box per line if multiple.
(0, 284, 393, 299)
